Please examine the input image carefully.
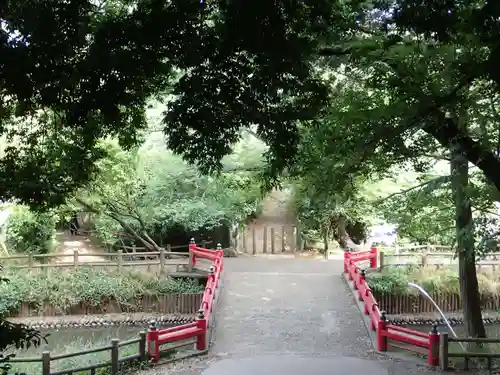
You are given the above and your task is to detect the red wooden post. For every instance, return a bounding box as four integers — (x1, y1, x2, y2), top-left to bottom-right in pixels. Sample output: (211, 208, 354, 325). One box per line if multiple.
(210, 265, 216, 281)
(363, 290, 369, 314)
(428, 324, 439, 366)
(358, 269, 366, 301)
(195, 309, 207, 351)
(216, 243, 224, 270)
(370, 247, 378, 268)
(353, 267, 359, 290)
(377, 311, 388, 351)
(147, 320, 160, 362)
(343, 251, 350, 273)
(189, 238, 197, 268)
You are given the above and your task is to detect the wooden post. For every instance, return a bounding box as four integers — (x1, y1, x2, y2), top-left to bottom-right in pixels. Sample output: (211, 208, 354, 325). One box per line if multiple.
(195, 309, 207, 350)
(439, 333, 449, 370)
(242, 228, 247, 253)
(147, 320, 159, 362)
(379, 251, 385, 269)
(270, 227, 276, 254)
(139, 331, 147, 362)
(159, 248, 166, 273)
(421, 253, 428, 267)
(73, 250, 79, 269)
(117, 250, 123, 273)
(281, 226, 285, 252)
(28, 253, 34, 269)
(428, 324, 439, 366)
(42, 351, 50, 375)
(377, 311, 388, 351)
(111, 338, 120, 375)
(188, 247, 194, 272)
(252, 228, 257, 255)
(262, 226, 268, 253)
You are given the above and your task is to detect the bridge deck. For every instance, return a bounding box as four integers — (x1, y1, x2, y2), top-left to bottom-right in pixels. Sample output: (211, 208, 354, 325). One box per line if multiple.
(200, 257, 467, 375)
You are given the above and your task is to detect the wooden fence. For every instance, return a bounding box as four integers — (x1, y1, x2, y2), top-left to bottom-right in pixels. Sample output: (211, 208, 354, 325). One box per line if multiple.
(376, 293, 500, 314)
(378, 244, 453, 254)
(379, 251, 500, 270)
(440, 333, 500, 371)
(235, 225, 301, 254)
(0, 244, 213, 274)
(8, 332, 147, 375)
(12, 293, 203, 317)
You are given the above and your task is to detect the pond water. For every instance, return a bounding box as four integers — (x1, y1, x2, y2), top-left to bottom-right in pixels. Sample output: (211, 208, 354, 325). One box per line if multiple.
(10, 323, 178, 358)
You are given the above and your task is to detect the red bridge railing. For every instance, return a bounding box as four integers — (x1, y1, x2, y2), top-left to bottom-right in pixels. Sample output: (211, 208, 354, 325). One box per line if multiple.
(147, 240, 224, 362)
(344, 249, 439, 366)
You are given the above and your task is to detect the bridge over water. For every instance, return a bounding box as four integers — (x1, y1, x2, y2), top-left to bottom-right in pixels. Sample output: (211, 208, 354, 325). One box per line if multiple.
(171, 255, 461, 375)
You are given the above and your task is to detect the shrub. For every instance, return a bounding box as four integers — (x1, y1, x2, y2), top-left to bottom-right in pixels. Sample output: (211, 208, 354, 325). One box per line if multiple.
(6, 206, 57, 255)
(0, 267, 204, 316)
(366, 266, 499, 297)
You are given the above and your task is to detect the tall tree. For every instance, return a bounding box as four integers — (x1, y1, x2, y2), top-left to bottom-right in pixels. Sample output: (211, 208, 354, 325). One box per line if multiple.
(0, 0, 332, 206)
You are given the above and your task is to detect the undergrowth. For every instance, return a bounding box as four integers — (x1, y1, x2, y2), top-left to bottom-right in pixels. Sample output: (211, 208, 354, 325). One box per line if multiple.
(366, 266, 500, 296)
(0, 266, 204, 316)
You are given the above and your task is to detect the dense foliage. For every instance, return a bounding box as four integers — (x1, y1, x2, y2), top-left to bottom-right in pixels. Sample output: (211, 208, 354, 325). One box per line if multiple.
(0, 267, 203, 317)
(0, 0, 332, 207)
(65, 133, 265, 248)
(0, 267, 44, 375)
(5, 205, 57, 254)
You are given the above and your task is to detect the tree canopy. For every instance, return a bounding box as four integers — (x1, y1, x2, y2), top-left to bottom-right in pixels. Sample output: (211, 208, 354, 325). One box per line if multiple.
(1, 0, 500, 344)
(0, 0, 332, 206)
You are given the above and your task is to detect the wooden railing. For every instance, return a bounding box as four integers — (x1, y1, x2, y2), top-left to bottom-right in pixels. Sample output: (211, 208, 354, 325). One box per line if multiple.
(6, 240, 224, 374)
(147, 241, 224, 362)
(0, 242, 210, 273)
(8, 332, 147, 375)
(379, 251, 500, 269)
(237, 225, 300, 254)
(439, 333, 500, 371)
(345, 249, 440, 366)
(377, 245, 453, 253)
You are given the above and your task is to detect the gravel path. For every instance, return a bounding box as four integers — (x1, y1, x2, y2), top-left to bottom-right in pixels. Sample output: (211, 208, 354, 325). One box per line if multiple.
(142, 258, 474, 375)
(211, 257, 371, 357)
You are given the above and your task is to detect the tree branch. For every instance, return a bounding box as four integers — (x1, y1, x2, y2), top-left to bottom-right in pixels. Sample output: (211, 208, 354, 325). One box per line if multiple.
(423, 113, 500, 193)
(375, 175, 451, 203)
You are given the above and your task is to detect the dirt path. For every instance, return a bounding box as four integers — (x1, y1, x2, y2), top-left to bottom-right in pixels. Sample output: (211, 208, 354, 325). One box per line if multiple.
(53, 231, 109, 264)
(241, 188, 297, 254)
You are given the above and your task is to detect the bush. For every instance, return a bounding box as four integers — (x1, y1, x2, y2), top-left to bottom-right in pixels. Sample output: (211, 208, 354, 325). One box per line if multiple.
(366, 266, 495, 297)
(0, 267, 204, 316)
(6, 206, 57, 254)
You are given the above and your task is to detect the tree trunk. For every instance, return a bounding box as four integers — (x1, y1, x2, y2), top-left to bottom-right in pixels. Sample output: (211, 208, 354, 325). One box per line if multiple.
(451, 150, 486, 338)
(74, 197, 162, 252)
(322, 226, 329, 259)
(334, 216, 361, 251)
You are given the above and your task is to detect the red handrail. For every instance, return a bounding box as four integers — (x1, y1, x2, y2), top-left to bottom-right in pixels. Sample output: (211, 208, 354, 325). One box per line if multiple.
(147, 241, 224, 362)
(344, 248, 439, 366)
